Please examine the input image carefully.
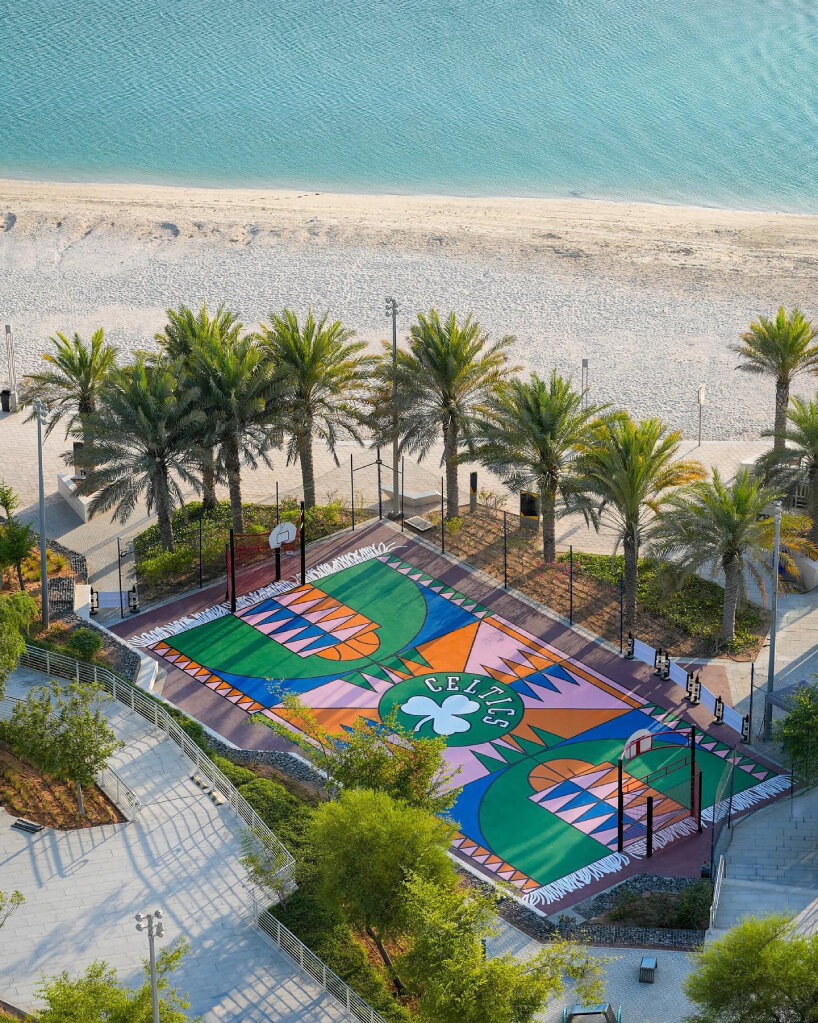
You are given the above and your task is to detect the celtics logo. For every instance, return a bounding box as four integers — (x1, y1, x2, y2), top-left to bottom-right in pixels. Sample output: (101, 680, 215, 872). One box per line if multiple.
(378, 672, 524, 747)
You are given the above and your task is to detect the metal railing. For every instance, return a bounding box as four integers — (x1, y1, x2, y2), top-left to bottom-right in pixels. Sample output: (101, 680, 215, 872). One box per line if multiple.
(710, 854, 726, 930)
(19, 644, 386, 1023)
(249, 891, 388, 1023)
(20, 644, 294, 887)
(95, 764, 142, 821)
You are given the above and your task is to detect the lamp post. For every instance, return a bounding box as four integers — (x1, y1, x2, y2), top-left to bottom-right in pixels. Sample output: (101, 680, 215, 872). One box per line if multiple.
(135, 909, 165, 1023)
(764, 501, 782, 740)
(385, 297, 400, 518)
(4, 325, 18, 412)
(32, 398, 49, 629)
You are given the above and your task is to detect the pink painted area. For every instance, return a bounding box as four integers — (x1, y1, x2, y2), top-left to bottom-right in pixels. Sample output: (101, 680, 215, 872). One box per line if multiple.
(522, 678, 628, 712)
(292, 676, 391, 709)
(442, 745, 492, 787)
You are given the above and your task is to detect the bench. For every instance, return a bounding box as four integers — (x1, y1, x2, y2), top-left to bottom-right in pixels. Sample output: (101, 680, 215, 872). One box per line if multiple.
(12, 818, 44, 834)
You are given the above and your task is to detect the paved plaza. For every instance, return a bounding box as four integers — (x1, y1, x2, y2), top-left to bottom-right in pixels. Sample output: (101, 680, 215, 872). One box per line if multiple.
(0, 667, 349, 1022)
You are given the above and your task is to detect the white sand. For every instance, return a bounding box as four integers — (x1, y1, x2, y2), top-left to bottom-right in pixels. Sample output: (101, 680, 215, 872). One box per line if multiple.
(0, 179, 816, 440)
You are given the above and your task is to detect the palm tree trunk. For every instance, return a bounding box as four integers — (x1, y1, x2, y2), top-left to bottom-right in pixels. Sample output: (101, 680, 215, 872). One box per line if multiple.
(300, 434, 316, 510)
(540, 485, 557, 563)
(774, 377, 790, 452)
(225, 437, 244, 533)
(623, 528, 638, 631)
(722, 559, 741, 645)
(201, 446, 218, 513)
(155, 473, 175, 552)
(444, 425, 459, 519)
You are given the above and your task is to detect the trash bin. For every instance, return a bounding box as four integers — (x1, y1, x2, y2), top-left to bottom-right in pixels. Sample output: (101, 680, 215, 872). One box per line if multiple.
(639, 956, 657, 983)
(0, 389, 9, 412)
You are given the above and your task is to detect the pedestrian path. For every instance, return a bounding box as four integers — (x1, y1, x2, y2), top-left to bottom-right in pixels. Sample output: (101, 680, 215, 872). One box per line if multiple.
(0, 666, 349, 1022)
(710, 785, 818, 938)
(487, 917, 695, 1022)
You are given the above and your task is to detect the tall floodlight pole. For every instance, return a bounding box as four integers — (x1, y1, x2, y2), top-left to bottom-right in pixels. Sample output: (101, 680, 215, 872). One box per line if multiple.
(33, 398, 49, 629)
(5, 325, 19, 412)
(385, 298, 400, 518)
(764, 501, 782, 740)
(135, 909, 166, 1023)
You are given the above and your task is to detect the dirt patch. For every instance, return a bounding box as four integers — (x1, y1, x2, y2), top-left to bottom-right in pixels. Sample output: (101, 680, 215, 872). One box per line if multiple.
(0, 742, 124, 829)
(242, 760, 323, 804)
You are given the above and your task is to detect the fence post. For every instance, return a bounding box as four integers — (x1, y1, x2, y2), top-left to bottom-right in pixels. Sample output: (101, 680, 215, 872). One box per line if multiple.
(440, 480, 445, 553)
(498, 510, 505, 588)
(346, 987, 351, 1013)
(112, 675, 117, 702)
(569, 545, 574, 626)
(322, 964, 326, 989)
(350, 453, 355, 531)
(646, 795, 653, 857)
(617, 758, 624, 852)
(199, 507, 204, 589)
(154, 703, 159, 727)
(276, 481, 280, 525)
(46, 650, 50, 674)
(619, 574, 624, 653)
(376, 446, 383, 520)
(130, 688, 135, 712)
(748, 662, 755, 741)
(93, 664, 98, 684)
(76, 662, 80, 683)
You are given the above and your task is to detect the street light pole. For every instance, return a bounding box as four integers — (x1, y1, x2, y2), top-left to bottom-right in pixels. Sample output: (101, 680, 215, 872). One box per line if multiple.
(135, 909, 165, 1023)
(764, 501, 782, 740)
(385, 297, 400, 518)
(33, 398, 49, 629)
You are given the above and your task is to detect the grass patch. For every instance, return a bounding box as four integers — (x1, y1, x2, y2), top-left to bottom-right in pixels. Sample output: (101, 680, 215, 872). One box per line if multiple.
(559, 552, 766, 656)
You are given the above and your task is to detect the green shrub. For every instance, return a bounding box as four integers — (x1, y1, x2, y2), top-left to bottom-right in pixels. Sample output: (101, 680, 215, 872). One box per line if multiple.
(212, 754, 257, 788)
(238, 777, 312, 853)
(66, 627, 103, 660)
(135, 547, 195, 586)
(674, 880, 712, 929)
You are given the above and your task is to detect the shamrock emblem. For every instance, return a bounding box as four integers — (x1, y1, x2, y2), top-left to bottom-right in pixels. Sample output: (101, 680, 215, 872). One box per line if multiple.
(400, 694, 481, 735)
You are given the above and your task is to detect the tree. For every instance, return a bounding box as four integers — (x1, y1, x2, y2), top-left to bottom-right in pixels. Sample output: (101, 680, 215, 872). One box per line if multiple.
(474, 370, 609, 562)
(156, 303, 241, 513)
(254, 693, 461, 813)
(256, 309, 373, 509)
(35, 939, 196, 1023)
(0, 889, 24, 930)
(20, 329, 118, 443)
(757, 394, 818, 543)
(0, 518, 36, 590)
(9, 680, 122, 816)
(375, 310, 514, 518)
(684, 914, 818, 1023)
(401, 874, 602, 1023)
(310, 788, 457, 987)
(0, 480, 20, 521)
(731, 307, 818, 453)
(75, 357, 203, 550)
(653, 468, 816, 645)
(774, 682, 818, 786)
(239, 825, 293, 904)
(191, 330, 281, 533)
(575, 416, 705, 629)
(0, 591, 37, 698)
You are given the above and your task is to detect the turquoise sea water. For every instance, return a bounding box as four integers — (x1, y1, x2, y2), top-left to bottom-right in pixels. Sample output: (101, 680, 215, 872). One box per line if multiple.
(1, 0, 816, 211)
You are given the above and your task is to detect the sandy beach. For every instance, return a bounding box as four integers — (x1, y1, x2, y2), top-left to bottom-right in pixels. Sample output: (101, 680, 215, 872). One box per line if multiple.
(0, 178, 816, 440)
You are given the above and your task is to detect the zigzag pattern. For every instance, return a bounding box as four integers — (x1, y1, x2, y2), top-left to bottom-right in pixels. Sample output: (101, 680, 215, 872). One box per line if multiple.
(152, 641, 266, 713)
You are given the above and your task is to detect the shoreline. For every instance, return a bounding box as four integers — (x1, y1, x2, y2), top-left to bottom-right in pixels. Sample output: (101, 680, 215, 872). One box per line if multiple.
(3, 175, 818, 222)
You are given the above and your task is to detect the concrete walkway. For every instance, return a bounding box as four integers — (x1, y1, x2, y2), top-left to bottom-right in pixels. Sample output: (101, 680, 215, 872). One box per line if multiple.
(488, 918, 695, 1023)
(710, 785, 818, 939)
(0, 667, 349, 1022)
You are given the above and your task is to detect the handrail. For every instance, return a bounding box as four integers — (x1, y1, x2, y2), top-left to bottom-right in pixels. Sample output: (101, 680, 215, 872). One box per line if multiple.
(95, 764, 142, 821)
(19, 644, 385, 1023)
(710, 854, 726, 930)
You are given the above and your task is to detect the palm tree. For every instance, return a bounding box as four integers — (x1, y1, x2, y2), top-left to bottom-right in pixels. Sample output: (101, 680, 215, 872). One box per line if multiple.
(731, 307, 818, 452)
(575, 416, 706, 629)
(20, 329, 118, 444)
(474, 371, 609, 562)
(256, 309, 373, 509)
(192, 330, 281, 534)
(156, 304, 241, 513)
(74, 358, 203, 550)
(653, 468, 815, 645)
(377, 310, 514, 518)
(757, 395, 818, 543)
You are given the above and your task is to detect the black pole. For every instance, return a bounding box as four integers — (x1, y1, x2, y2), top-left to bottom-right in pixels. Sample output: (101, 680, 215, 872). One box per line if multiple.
(229, 528, 237, 613)
(377, 446, 383, 521)
(697, 769, 703, 833)
(276, 482, 279, 525)
(440, 479, 445, 553)
(709, 791, 716, 877)
(198, 507, 203, 589)
(117, 538, 124, 620)
(619, 574, 624, 653)
(617, 758, 624, 852)
(690, 725, 697, 810)
(300, 501, 306, 585)
(569, 545, 574, 626)
(727, 751, 737, 828)
(401, 456, 405, 532)
(748, 662, 755, 742)
(503, 510, 508, 589)
(646, 795, 654, 858)
(350, 453, 355, 531)
(275, 546, 281, 582)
